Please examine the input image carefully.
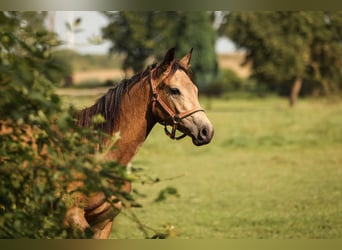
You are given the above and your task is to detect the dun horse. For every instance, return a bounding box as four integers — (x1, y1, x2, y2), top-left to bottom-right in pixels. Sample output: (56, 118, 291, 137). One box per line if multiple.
(66, 48, 214, 238)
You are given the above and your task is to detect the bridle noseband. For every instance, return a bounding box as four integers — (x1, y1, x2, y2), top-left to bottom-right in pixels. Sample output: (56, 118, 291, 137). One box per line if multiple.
(149, 70, 205, 140)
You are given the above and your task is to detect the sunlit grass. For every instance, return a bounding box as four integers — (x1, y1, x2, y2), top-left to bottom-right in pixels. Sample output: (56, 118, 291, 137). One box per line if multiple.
(59, 90, 342, 238)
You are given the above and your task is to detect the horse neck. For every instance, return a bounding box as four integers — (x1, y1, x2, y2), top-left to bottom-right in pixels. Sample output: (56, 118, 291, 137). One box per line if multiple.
(106, 78, 156, 166)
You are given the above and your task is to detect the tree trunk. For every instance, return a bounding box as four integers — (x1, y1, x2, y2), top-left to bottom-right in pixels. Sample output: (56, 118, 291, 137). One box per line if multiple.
(321, 79, 331, 97)
(289, 77, 302, 107)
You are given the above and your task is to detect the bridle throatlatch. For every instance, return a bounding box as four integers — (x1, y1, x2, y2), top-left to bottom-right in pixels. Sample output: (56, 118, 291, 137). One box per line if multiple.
(149, 70, 205, 140)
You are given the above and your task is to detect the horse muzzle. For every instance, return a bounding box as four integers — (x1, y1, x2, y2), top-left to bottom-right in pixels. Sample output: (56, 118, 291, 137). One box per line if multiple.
(191, 123, 214, 146)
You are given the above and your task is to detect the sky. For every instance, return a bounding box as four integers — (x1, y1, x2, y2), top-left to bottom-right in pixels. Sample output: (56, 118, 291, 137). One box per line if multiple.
(51, 11, 236, 55)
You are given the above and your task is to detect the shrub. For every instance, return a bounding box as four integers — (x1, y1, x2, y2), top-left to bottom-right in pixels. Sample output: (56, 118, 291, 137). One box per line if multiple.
(0, 12, 125, 238)
(202, 69, 244, 97)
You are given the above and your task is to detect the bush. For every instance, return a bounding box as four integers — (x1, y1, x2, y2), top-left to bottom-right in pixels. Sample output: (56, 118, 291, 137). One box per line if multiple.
(46, 51, 74, 86)
(202, 69, 244, 97)
(0, 12, 126, 238)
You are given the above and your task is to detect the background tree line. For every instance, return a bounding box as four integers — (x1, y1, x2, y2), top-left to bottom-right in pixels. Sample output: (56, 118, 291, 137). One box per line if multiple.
(101, 11, 342, 106)
(219, 11, 342, 106)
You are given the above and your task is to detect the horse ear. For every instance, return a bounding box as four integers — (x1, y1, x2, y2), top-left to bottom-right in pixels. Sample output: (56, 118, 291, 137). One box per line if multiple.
(161, 47, 176, 69)
(179, 48, 193, 69)
(156, 48, 176, 77)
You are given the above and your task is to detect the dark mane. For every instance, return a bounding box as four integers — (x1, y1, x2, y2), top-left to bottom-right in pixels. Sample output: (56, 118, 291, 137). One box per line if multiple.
(76, 60, 192, 135)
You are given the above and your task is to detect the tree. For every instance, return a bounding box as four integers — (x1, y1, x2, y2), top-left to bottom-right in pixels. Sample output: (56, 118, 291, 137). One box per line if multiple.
(220, 11, 342, 106)
(173, 12, 219, 91)
(101, 11, 176, 73)
(101, 11, 219, 92)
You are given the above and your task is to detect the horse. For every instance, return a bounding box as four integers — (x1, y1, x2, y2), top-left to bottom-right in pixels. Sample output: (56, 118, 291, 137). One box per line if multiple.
(65, 48, 214, 239)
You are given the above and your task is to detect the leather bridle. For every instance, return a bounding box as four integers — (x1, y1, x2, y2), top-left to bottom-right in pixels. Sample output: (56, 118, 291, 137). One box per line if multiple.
(149, 70, 205, 140)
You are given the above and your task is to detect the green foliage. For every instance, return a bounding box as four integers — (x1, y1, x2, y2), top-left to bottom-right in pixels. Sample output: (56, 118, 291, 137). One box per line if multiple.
(101, 11, 219, 91)
(220, 11, 342, 97)
(173, 12, 219, 91)
(154, 186, 180, 202)
(47, 51, 74, 86)
(0, 11, 127, 238)
(206, 69, 244, 96)
(102, 11, 164, 72)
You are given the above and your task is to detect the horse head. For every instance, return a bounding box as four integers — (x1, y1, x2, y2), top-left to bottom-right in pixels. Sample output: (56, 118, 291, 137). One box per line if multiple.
(150, 48, 214, 146)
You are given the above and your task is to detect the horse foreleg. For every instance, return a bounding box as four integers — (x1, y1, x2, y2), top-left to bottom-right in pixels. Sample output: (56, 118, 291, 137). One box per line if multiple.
(64, 206, 92, 237)
(92, 220, 114, 239)
(83, 182, 131, 239)
(84, 194, 122, 239)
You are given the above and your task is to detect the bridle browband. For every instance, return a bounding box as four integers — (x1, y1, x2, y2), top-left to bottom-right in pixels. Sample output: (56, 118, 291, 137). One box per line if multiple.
(149, 69, 205, 140)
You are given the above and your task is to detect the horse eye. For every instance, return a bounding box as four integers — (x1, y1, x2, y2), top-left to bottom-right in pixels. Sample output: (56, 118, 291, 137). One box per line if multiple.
(169, 87, 181, 96)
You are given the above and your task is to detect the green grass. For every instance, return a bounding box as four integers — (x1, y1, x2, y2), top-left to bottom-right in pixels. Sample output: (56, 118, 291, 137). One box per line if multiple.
(60, 91, 342, 239)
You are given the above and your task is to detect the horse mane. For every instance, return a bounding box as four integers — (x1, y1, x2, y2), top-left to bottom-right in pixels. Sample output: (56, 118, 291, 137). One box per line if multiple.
(76, 60, 192, 135)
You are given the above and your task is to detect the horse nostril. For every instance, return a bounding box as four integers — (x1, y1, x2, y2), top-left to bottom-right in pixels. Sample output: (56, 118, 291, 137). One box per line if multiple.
(200, 127, 209, 139)
(194, 125, 214, 146)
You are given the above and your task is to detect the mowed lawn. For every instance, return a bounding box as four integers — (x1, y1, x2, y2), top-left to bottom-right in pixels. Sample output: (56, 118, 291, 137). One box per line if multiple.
(60, 89, 342, 239)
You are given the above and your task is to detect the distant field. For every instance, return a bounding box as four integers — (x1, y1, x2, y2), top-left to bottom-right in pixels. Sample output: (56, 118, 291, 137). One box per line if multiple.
(60, 89, 342, 239)
(71, 52, 250, 84)
(218, 52, 251, 78)
(73, 69, 126, 84)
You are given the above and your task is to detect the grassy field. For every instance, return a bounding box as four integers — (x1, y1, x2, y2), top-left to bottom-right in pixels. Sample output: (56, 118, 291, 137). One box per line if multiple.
(59, 89, 342, 239)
